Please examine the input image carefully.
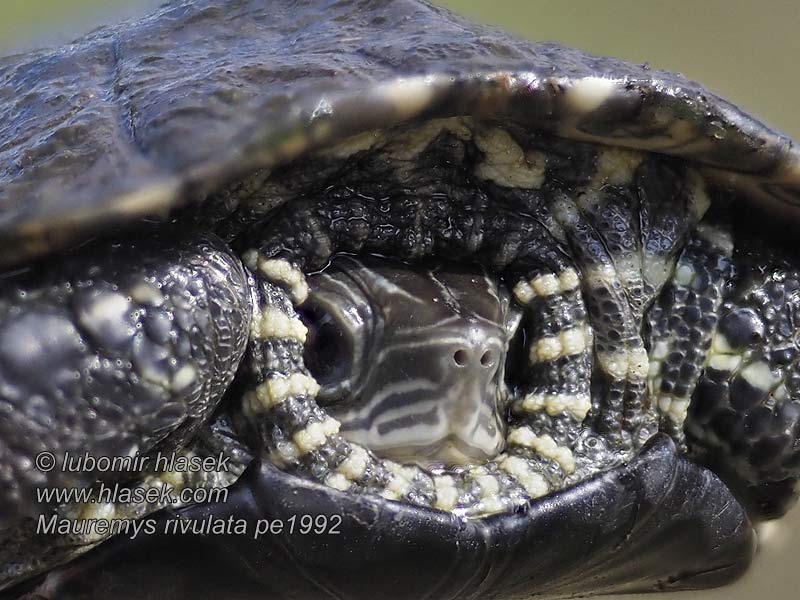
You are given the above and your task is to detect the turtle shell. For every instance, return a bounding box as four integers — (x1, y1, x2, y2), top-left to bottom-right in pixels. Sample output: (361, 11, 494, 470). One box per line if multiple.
(1, 0, 798, 264)
(2, 0, 796, 598)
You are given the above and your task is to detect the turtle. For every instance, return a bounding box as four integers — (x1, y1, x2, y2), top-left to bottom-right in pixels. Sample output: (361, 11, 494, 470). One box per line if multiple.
(1, 0, 800, 598)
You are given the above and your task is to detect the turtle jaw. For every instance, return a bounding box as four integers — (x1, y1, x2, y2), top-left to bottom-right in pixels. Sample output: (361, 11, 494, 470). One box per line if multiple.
(374, 435, 502, 468)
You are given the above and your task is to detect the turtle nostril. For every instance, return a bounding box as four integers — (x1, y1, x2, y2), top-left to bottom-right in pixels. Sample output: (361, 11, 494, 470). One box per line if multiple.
(453, 349, 469, 366)
(453, 349, 494, 367)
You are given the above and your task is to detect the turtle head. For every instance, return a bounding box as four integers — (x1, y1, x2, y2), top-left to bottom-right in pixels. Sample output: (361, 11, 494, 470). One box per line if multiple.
(303, 255, 521, 467)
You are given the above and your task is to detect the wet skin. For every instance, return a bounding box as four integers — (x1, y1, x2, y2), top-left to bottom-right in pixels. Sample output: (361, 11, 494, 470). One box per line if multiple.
(3, 0, 800, 598)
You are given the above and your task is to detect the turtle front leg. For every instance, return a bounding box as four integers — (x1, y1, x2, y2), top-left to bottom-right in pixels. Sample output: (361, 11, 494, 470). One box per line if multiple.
(0, 232, 252, 529)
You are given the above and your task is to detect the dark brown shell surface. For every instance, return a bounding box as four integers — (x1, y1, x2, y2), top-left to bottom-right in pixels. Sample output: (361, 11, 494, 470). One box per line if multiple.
(1, 0, 800, 265)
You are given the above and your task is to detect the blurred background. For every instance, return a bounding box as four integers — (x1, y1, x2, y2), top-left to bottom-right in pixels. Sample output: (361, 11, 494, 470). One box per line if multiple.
(2, 1, 799, 599)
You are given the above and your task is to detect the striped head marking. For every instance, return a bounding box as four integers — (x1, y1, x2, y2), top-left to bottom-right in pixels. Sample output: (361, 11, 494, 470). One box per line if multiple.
(303, 255, 521, 467)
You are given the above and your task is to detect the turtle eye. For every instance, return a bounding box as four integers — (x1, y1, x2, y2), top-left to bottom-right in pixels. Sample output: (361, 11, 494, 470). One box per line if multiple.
(302, 311, 351, 390)
(301, 260, 376, 405)
(504, 318, 529, 392)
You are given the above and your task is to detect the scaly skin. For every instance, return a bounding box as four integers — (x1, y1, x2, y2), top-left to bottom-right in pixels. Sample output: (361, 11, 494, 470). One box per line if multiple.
(1, 117, 799, 593)
(2, 0, 800, 597)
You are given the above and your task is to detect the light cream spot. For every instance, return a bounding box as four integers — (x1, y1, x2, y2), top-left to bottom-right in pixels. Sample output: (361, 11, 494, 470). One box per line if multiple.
(546, 393, 592, 420)
(381, 476, 409, 500)
(558, 268, 580, 292)
(241, 249, 259, 271)
(567, 77, 617, 113)
(171, 364, 197, 392)
(773, 384, 790, 402)
(583, 263, 617, 289)
(552, 197, 580, 228)
(474, 474, 501, 498)
(665, 118, 696, 148)
(597, 351, 629, 380)
(254, 307, 308, 342)
(532, 273, 560, 296)
(337, 445, 369, 481)
(257, 257, 309, 304)
(249, 373, 321, 411)
(712, 332, 734, 354)
(708, 354, 742, 372)
(516, 269, 580, 304)
(667, 398, 690, 423)
(741, 361, 777, 392)
(78, 501, 116, 523)
(598, 347, 647, 381)
(513, 280, 535, 305)
(380, 461, 416, 500)
(642, 256, 672, 290)
(648, 363, 661, 380)
(658, 395, 690, 424)
(559, 327, 587, 356)
(272, 441, 301, 465)
(155, 468, 185, 490)
(277, 132, 309, 159)
(242, 390, 264, 417)
(376, 76, 436, 120)
(142, 476, 172, 495)
(575, 187, 602, 212)
(613, 256, 642, 295)
(130, 281, 164, 307)
(325, 473, 351, 491)
(521, 393, 591, 421)
(674, 264, 695, 286)
(434, 475, 459, 511)
(628, 347, 649, 379)
(521, 393, 546, 412)
(293, 417, 340, 454)
(498, 455, 549, 498)
(386, 461, 420, 481)
(531, 335, 563, 363)
(652, 341, 669, 360)
(309, 119, 333, 143)
(81, 292, 130, 331)
(474, 127, 546, 189)
(593, 147, 644, 186)
(507, 429, 575, 474)
(687, 169, 712, 221)
(75, 501, 118, 541)
(481, 496, 505, 515)
(696, 223, 734, 254)
(104, 179, 182, 220)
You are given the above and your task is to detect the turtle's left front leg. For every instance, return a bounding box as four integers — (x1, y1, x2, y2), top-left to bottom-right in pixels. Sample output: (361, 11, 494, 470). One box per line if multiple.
(0, 232, 255, 590)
